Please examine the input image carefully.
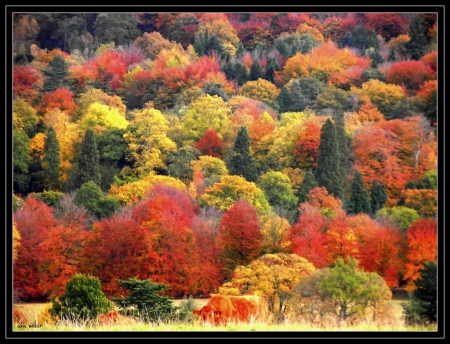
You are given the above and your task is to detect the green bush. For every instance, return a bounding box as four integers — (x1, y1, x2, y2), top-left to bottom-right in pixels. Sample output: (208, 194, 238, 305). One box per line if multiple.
(50, 274, 113, 322)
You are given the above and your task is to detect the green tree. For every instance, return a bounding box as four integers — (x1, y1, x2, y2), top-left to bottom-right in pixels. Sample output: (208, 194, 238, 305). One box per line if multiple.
(167, 145, 202, 184)
(370, 180, 387, 214)
(346, 170, 372, 215)
(13, 129, 30, 194)
(111, 277, 177, 323)
(229, 126, 258, 183)
(406, 14, 429, 60)
(298, 170, 318, 203)
(317, 256, 391, 322)
(74, 128, 101, 190)
(74, 181, 119, 219)
(259, 171, 298, 221)
(413, 260, 437, 323)
(42, 54, 72, 92)
(93, 13, 141, 47)
(50, 274, 113, 322)
(249, 59, 263, 81)
(276, 86, 292, 113)
(314, 118, 344, 199)
(42, 126, 61, 191)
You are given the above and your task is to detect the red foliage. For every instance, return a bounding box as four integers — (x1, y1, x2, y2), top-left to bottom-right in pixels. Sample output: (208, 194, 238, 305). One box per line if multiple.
(421, 50, 437, 72)
(36, 87, 79, 117)
(13, 198, 59, 300)
(97, 311, 120, 325)
(386, 60, 435, 94)
(13, 65, 42, 102)
(218, 200, 263, 273)
(195, 129, 224, 158)
(81, 217, 151, 298)
(293, 120, 322, 170)
(289, 203, 328, 268)
(364, 13, 410, 40)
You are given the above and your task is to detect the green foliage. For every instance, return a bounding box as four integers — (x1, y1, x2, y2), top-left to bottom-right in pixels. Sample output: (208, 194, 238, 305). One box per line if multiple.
(259, 171, 298, 215)
(74, 128, 102, 190)
(74, 181, 119, 219)
(293, 256, 392, 323)
(298, 170, 318, 203)
(405, 260, 437, 324)
(361, 68, 386, 83)
(314, 118, 344, 199)
(167, 145, 202, 184)
(50, 274, 113, 322)
(42, 54, 72, 92)
(406, 14, 429, 60)
(111, 277, 177, 323)
(375, 206, 420, 232)
(229, 126, 258, 183)
(406, 170, 437, 190)
(13, 194, 25, 212)
(28, 190, 65, 207)
(346, 170, 371, 215)
(42, 126, 61, 191)
(370, 180, 387, 214)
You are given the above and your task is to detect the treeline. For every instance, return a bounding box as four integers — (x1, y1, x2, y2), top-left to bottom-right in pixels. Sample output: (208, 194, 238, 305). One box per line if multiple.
(12, 12, 437, 307)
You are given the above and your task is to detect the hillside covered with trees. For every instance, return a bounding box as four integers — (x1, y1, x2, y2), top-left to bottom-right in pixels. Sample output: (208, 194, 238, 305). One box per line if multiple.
(11, 11, 438, 323)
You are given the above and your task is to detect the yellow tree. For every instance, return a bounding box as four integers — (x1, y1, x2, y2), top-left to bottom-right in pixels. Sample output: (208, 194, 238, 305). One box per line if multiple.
(361, 79, 405, 118)
(258, 212, 291, 254)
(43, 109, 79, 183)
(181, 94, 232, 143)
(124, 107, 176, 178)
(76, 88, 127, 117)
(78, 102, 129, 134)
(191, 155, 229, 178)
(199, 175, 271, 215)
(239, 78, 280, 101)
(219, 253, 315, 316)
(13, 219, 21, 261)
(108, 173, 186, 205)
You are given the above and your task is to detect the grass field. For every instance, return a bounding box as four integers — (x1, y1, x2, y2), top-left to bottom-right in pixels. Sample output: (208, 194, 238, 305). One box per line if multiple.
(11, 295, 439, 333)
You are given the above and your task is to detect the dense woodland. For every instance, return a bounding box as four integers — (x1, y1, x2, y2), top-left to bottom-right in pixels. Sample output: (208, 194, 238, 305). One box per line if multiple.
(12, 12, 437, 305)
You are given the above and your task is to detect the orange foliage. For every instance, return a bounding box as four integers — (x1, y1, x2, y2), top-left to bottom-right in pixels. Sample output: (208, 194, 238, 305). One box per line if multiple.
(13, 309, 29, 325)
(36, 88, 79, 117)
(293, 119, 323, 170)
(403, 219, 437, 291)
(324, 212, 359, 264)
(385, 60, 435, 94)
(308, 187, 342, 211)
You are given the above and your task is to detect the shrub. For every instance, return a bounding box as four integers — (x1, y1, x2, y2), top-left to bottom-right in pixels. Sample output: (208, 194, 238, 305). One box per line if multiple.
(50, 274, 114, 322)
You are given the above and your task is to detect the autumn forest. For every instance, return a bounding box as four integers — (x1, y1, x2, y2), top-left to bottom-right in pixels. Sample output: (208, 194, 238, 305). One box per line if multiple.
(11, 10, 438, 313)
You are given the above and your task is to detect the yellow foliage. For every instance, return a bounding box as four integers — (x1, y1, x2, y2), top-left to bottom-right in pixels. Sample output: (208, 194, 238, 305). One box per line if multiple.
(13, 219, 21, 261)
(259, 212, 291, 253)
(79, 102, 129, 134)
(200, 175, 271, 215)
(29, 132, 46, 161)
(109, 173, 186, 205)
(296, 23, 325, 43)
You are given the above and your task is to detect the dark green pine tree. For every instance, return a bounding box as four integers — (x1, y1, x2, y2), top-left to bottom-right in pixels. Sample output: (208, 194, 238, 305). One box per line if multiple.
(288, 79, 307, 112)
(334, 110, 353, 180)
(370, 179, 387, 214)
(42, 126, 61, 191)
(229, 126, 258, 183)
(42, 54, 72, 92)
(265, 57, 278, 83)
(413, 260, 437, 323)
(346, 170, 371, 214)
(277, 86, 291, 113)
(249, 59, 263, 81)
(406, 13, 429, 60)
(75, 128, 102, 189)
(298, 170, 318, 203)
(314, 118, 344, 199)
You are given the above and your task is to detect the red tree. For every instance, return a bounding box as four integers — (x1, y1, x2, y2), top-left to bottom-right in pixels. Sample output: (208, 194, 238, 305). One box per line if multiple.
(13, 198, 59, 301)
(36, 87, 79, 117)
(195, 129, 224, 158)
(218, 199, 263, 277)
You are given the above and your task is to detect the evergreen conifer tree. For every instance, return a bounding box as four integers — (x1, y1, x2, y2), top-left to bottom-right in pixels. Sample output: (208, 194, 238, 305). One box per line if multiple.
(42, 126, 60, 191)
(229, 126, 258, 182)
(249, 59, 263, 81)
(42, 54, 72, 92)
(346, 170, 371, 214)
(277, 86, 291, 113)
(406, 13, 429, 60)
(74, 128, 101, 189)
(298, 170, 318, 203)
(314, 118, 344, 199)
(370, 179, 387, 214)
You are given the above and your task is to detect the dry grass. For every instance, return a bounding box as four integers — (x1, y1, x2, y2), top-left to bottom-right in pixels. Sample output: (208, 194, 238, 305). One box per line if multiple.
(12, 298, 437, 332)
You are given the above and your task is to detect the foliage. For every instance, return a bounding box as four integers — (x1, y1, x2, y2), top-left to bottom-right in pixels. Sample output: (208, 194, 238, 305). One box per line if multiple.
(200, 175, 271, 215)
(346, 170, 372, 214)
(50, 274, 113, 322)
(42, 126, 61, 191)
(73, 128, 101, 190)
(314, 118, 344, 199)
(74, 181, 119, 219)
(111, 277, 177, 323)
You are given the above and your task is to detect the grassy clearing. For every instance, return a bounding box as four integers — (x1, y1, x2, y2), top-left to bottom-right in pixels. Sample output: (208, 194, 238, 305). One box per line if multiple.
(11, 299, 437, 333)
